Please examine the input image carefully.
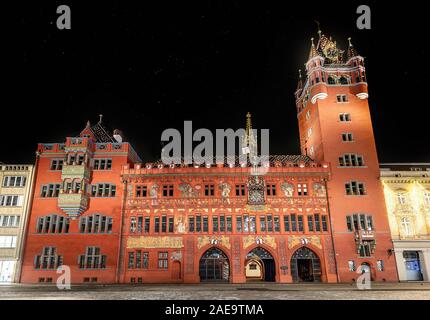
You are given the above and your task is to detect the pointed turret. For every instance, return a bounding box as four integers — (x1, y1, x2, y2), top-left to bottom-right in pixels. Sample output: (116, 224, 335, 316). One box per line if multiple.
(296, 69, 303, 92)
(347, 37, 359, 59)
(308, 37, 319, 60)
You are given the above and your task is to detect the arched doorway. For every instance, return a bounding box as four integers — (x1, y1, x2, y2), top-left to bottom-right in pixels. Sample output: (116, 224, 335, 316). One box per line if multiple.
(246, 247, 276, 282)
(199, 247, 230, 282)
(291, 247, 321, 282)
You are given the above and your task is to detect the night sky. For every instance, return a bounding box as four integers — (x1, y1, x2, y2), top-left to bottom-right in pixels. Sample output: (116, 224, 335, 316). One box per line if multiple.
(4, 1, 429, 164)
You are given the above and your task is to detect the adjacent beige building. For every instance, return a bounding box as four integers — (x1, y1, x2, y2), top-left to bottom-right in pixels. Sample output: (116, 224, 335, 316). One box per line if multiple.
(381, 163, 430, 281)
(0, 164, 34, 283)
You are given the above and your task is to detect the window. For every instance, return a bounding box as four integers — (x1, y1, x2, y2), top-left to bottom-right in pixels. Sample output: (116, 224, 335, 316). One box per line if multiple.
(0, 236, 17, 248)
(236, 216, 242, 232)
(274, 216, 280, 232)
(93, 159, 112, 170)
(136, 185, 147, 197)
(307, 215, 314, 232)
(321, 215, 328, 232)
(91, 184, 116, 197)
(2, 176, 27, 187)
(425, 192, 430, 205)
(377, 260, 384, 271)
(359, 243, 372, 257)
(348, 260, 356, 272)
(137, 216, 143, 233)
(339, 154, 364, 167)
(226, 216, 232, 232)
(158, 252, 168, 269)
(80, 214, 112, 233)
(306, 110, 311, 121)
(0, 215, 21, 227)
(339, 76, 349, 85)
(266, 184, 276, 196)
(297, 184, 308, 196)
(161, 216, 167, 232)
(328, 77, 335, 85)
(144, 217, 150, 233)
(50, 159, 63, 171)
(235, 184, 246, 196)
(37, 214, 70, 233)
(169, 217, 174, 233)
(400, 217, 413, 236)
(346, 214, 374, 231)
(345, 181, 366, 195)
(283, 215, 290, 232)
(40, 184, 61, 198)
(342, 133, 354, 142)
(298, 215, 304, 232)
(0, 195, 23, 207)
(307, 127, 312, 138)
(336, 94, 348, 103)
(34, 247, 62, 270)
(204, 184, 215, 196)
(339, 113, 351, 122)
(154, 217, 160, 233)
(162, 185, 174, 197)
(309, 146, 314, 156)
(291, 214, 297, 232)
(260, 216, 266, 232)
(196, 215, 202, 232)
(128, 250, 149, 269)
(79, 247, 106, 269)
(189, 216, 195, 232)
(397, 193, 407, 204)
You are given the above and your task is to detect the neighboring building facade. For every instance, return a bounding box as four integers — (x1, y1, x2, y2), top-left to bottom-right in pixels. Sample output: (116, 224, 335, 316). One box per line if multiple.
(0, 164, 34, 283)
(20, 31, 400, 284)
(381, 163, 430, 281)
(294, 31, 397, 282)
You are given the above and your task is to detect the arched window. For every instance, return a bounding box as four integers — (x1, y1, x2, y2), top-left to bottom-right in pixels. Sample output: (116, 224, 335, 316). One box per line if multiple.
(339, 76, 349, 85)
(328, 77, 335, 85)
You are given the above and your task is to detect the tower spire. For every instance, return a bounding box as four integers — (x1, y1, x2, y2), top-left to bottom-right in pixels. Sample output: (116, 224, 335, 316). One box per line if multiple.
(242, 112, 257, 158)
(347, 37, 359, 59)
(308, 37, 319, 60)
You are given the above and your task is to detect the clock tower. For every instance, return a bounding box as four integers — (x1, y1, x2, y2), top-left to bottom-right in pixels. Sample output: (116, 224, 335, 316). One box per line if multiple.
(295, 30, 398, 282)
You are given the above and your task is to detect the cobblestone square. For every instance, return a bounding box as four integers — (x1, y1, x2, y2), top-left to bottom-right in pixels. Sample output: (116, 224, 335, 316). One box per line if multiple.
(1, 283, 430, 300)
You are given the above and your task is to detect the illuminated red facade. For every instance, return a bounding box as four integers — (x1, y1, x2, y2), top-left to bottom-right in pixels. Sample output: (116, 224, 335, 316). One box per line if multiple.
(20, 32, 398, 284)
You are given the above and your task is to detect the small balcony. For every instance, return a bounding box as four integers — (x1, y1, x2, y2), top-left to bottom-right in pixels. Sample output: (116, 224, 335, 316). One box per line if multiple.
(57, 192, 89, 218)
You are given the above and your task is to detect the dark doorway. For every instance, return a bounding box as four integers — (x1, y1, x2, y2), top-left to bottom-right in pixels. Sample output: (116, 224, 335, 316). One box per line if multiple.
(297, 259, 314, 282)
(246, 247, 276, 282)
(291, 247, 321, 282)
(199, 247, 230, 282)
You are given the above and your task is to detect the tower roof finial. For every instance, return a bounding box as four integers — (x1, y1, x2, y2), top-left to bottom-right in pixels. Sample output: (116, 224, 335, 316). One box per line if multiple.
(298, 69, 302, 78)
(308, 37, 319, 60)
(347, 37, 359, 59)
(99, 114, 103, 124)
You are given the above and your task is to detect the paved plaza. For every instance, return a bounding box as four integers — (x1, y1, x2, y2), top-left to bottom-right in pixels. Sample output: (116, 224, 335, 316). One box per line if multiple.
(1, 283, 430, 300)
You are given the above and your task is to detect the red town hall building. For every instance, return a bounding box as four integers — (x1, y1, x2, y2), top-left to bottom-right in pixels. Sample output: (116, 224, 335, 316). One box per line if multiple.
(20, 32, 398, 284)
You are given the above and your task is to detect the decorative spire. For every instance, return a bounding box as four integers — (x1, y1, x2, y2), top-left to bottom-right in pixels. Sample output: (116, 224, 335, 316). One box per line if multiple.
(308, 37, 319, 60)
(98, 114, 103, 124)
(347, 37, 359, 59)
(296, 69, 303, 92)
(242, 112, 257, 157)
(85, 120, 91, 129)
